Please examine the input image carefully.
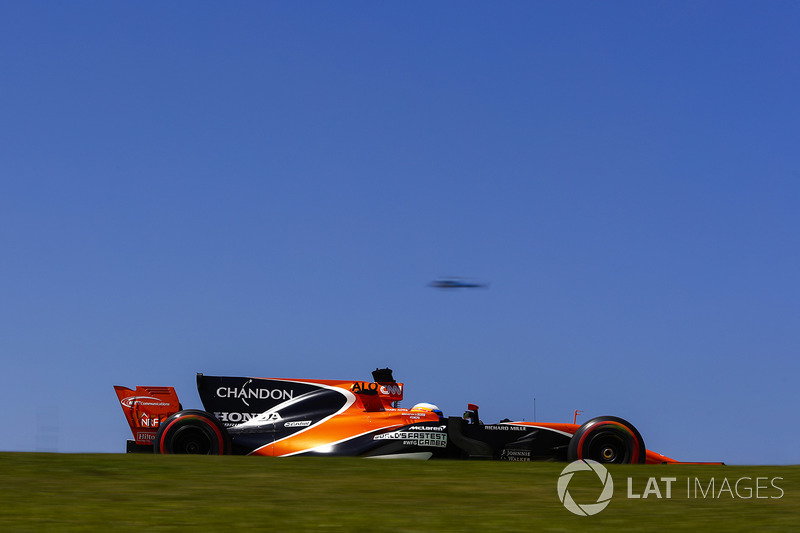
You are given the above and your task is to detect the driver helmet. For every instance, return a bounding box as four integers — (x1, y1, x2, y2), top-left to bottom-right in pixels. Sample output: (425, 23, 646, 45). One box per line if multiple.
(411, 402, 443, 417)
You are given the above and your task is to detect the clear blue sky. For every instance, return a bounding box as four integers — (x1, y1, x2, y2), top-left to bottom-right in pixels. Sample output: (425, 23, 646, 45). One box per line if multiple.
(1, 2, 797, 464)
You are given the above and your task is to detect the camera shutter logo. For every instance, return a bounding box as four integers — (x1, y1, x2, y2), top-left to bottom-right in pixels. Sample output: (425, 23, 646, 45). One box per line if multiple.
(557, 459, 614, 516)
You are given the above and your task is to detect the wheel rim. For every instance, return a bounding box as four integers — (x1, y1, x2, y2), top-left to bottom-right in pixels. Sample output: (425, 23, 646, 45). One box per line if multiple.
(586, 432, 627, 464)
(601, 446, 616, 462)
(172, 426, 213, 454)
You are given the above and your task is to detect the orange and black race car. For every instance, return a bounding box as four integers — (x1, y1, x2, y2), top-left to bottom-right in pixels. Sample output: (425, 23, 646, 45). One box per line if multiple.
(114, 368, 689, 464)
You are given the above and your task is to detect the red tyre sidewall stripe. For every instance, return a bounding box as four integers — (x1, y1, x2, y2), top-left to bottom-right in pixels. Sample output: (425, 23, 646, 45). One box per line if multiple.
(576, 421, 641, 463)
(158, 414, 225, 455)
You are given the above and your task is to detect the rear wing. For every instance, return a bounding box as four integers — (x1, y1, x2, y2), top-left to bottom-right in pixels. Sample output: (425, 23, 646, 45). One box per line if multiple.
(114, 385, 181, 448)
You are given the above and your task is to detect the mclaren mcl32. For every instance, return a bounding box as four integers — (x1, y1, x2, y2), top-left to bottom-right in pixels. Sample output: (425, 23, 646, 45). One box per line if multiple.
(115, 368, 688, 464)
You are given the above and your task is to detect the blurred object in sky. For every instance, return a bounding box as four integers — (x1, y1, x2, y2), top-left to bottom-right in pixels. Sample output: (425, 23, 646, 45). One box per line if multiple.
(429, 277, 489, 289)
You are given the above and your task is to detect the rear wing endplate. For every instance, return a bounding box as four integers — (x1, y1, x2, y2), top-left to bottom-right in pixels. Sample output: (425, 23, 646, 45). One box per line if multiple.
(114, 385, 181, 446)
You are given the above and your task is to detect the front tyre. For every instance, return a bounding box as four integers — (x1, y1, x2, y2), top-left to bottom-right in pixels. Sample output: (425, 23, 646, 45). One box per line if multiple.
(154, 410, 231, 455)
(567, 416, 646, 464)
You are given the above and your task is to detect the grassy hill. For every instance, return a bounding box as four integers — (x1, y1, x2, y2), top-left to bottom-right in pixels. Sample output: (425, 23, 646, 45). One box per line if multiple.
(1, 453, 796, 532)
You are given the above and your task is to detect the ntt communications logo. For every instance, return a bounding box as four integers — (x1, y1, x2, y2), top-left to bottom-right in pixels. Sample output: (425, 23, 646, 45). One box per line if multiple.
(557, 460, 614, 516)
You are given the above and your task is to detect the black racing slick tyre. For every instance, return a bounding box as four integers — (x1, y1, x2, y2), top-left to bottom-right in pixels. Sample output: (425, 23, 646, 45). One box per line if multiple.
(567, 416, 646, 464)
(154, 410, 231, 455)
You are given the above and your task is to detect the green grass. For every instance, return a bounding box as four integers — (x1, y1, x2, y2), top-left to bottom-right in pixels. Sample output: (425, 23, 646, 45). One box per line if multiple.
(0, 453, 797, 532)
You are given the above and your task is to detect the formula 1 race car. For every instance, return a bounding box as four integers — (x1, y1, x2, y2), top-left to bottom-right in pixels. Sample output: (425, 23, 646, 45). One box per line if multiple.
(114, 368, 682, 464)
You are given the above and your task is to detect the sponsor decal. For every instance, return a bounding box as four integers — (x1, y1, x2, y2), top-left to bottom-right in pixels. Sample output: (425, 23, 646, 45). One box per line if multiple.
(374, 431, 447, 448)
(216, 380, 294, 407)
(350, 382, 379, 395)
(483, 424, 529, 431)
(284, 420, 313, 428)
(350, 382, 403, 396)
(215, 412, 261, 424)
(138, 414, 162, 428)
(215, 411, 282, 424)
(500, 449, 531, 461)
(136, 432, 156, 441)
(120, 396, 170, 409)
(379, 383, 403, 396)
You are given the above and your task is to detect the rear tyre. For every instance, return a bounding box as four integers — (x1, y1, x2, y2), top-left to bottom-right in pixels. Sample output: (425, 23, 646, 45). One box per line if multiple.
(567, 416, 646, 464)
(154, 410, 231, 455)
